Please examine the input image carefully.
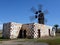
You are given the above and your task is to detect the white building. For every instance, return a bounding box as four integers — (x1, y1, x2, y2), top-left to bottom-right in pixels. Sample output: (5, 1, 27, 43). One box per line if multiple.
(2, 22, 55, 39)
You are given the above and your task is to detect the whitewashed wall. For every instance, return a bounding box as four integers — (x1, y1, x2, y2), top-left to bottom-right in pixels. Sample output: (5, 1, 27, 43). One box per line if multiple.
(34, 23, 55, 38)
(10, 22, 22, 39)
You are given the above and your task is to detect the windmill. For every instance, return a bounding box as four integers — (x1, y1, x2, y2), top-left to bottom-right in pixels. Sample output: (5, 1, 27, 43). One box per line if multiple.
(30, 4, 48, 24)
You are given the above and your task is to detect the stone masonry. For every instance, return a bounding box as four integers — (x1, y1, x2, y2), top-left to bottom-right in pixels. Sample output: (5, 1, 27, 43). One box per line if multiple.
(2, 22, 55, 39)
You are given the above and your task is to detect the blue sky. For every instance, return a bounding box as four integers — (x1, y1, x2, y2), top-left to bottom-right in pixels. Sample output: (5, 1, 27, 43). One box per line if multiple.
(0, 0, 60, 29)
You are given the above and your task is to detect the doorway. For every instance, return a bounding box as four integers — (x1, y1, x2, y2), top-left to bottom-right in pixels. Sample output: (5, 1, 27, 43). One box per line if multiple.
(48, 29, 50, 36)
(19, 30, 23, 38)
(18, 30, 26, 38)
(38, 29, 40, 38)
(23, 30, 26, 38)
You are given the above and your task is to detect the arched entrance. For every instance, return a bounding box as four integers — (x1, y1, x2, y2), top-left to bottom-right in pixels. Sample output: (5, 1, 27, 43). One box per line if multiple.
(18, 30, 26, 38)
(18, 30, 23, 38)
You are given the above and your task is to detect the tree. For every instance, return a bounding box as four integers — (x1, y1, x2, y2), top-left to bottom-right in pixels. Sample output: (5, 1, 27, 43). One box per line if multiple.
(54, 24, 59, 33)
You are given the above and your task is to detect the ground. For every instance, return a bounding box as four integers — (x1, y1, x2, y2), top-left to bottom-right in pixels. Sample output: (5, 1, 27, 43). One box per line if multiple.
(0, 37, 60, 45)
(0, 31, 60, 45)
(1, 39, 48, 45)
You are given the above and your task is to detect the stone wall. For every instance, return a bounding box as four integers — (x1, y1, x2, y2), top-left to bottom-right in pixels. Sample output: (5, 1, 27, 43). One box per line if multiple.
(3, 22, 11, 38)
(22, 23, 34, 38)
(3, 22, 22, 39)
(34, 23, 54, 38)
(10, 22, 22, 39)
(3, 22, 55, 39)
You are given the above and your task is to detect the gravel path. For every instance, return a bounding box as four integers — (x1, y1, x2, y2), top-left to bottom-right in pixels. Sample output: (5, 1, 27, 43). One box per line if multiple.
(0, 40, 48, 45)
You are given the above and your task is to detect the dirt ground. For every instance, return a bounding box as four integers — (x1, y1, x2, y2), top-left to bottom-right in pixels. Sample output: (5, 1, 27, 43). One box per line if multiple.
(0, 40, 48, 45)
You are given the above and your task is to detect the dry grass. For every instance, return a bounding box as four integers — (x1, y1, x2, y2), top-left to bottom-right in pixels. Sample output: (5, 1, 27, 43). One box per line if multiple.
(0, 30, 60, 45)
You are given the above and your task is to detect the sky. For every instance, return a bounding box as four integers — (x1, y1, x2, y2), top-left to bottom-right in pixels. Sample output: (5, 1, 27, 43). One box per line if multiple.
(0, 0, 60, 29)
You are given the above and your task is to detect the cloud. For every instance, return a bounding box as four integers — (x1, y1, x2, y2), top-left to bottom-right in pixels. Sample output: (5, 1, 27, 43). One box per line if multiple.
(0, 21, 3, 30)
(0, 24, 3, 30)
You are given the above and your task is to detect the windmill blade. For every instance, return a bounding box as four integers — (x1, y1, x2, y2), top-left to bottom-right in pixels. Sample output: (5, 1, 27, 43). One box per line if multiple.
(31, 7, 37, 14)
(43, 9, 48, 14)
(38, 4, 43, 11)
(35, 15, 38, 18)
(44, 18, 47, 24)
(29, 15, 37, 21)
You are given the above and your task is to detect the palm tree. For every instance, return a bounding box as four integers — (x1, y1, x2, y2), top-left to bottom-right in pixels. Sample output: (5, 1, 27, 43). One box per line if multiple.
(54, 24, 59, 33)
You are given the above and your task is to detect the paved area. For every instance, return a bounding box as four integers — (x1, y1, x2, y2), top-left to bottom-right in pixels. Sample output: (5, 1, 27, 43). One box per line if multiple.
(0, 40, 48, 45)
